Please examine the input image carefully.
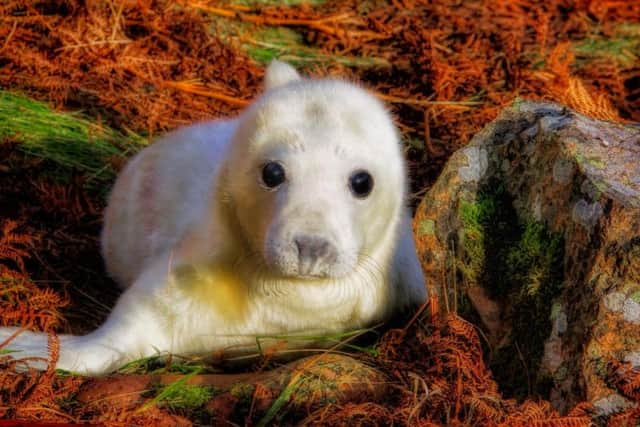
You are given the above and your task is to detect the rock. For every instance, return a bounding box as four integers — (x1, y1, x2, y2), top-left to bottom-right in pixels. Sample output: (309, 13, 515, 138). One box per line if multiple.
(413, 99, 640, 415)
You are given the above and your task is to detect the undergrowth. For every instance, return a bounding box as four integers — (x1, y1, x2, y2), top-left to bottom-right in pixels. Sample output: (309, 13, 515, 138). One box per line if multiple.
(1, 0, 639, 425)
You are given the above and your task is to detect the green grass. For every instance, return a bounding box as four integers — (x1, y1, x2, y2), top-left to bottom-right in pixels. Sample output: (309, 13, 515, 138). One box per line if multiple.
(0, 91, 146, 186)
(114, 327, 378, 376)
(252, 328, 380, 358)
(257, 375, 304, 427)
(244, 27, 390, 68)
(574, 23, 640, 66)
(207, 0, 391, 69)
(211, 21, 389, 69)
(115, 353, 214, 375)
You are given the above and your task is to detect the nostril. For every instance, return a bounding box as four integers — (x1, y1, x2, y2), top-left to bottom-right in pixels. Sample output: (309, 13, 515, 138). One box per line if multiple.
(294, 235, 331, 260)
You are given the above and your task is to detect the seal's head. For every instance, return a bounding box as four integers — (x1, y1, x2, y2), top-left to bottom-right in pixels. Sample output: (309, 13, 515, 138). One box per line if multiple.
(225, 61, 406, 280)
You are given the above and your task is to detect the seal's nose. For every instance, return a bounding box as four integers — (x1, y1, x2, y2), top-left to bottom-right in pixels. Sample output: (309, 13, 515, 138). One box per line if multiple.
(294, 235, 335, 266)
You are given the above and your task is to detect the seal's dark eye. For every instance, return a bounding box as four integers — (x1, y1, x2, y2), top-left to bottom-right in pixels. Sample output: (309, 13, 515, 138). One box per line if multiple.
(261, 162, 286, 189)
(349, 170, 374, 198)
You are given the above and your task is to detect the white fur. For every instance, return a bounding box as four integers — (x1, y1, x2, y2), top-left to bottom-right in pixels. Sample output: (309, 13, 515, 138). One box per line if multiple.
(0, 62, 426, 375)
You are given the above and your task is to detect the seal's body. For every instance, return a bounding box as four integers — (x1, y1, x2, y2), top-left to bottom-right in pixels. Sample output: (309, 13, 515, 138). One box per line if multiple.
(0, 62, 426, 375)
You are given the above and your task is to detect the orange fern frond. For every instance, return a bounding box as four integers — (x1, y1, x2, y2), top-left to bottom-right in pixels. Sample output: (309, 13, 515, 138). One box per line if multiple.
(607, 406, 640, 427)
(562, 77, 620, 121)
(0, 220, 38, 273)
(466, 394, 504, 421)
(566, 401, 596, 418)
(608, 360, 640, 401)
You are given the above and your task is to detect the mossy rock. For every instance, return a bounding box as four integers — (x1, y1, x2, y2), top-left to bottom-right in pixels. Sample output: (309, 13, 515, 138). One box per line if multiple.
(414, 100, 640, 414)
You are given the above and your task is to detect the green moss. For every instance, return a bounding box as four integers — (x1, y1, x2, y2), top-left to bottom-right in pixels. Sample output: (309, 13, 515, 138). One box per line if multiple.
(575, 152, 606, 170)
(459, 196, 489, 283)
(456, 181, 565, 399)
(153, 383, 217, 410)
(507, 222, 563, 300)
(417, 219, 435, 236)
(630, 291, 640, 304)
(511, 97, 526, 110)
(403, 136, 425, 151)
(496, 221, 563, 398)
(458, 184, 520, 297)
(230, 382, 255, 401)
(554, 363, 569, 381)
(139, 368, 221, 416)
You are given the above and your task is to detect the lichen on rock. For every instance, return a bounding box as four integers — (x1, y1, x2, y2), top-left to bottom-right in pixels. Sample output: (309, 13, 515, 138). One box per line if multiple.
(458, 146, 489, 183)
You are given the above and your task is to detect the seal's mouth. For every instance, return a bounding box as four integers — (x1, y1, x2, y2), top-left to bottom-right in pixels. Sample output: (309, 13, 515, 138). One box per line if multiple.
(292, 271, 332, 280)
(265, 262, 340, 281)
(260, 251, 351, 281)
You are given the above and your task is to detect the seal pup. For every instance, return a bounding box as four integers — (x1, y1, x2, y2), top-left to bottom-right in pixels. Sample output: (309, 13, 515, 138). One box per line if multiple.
(0, 61, 426, 375)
